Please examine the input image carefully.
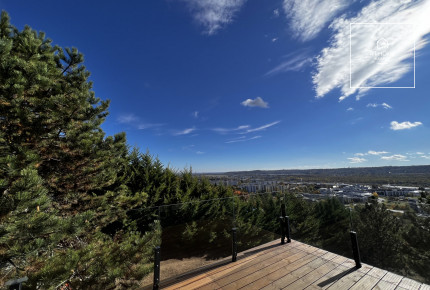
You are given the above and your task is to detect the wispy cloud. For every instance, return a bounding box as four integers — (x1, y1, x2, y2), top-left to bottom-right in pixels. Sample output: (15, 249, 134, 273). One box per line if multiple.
(241, 121, 281, 134)
(213, 125, 250, 134)
(367, 102, 392, 109)
(354, 150, 389, 156)
(173, 127, 196, 136)
(241, 97, 269, 108)
(137, 123, 164, 130)
(347, 107, 354, 111)
(283, 0, 350, 41)
(266, 50, 312, 76)
(348, 157, 367, 163)
(183, 0, 247, 35)
(313, 0, 430, 100)
(117, 114, 138, 124)
(225, 135, 262, 143)
(214, 121, 280, 135)
(368, 150, 389, 156)
(381, 154, 409, 161)
(273, 9, 280, 18)
(118, 113, 164, 130)
(390, 121, 423, 131)
(192, 111, 199, 118)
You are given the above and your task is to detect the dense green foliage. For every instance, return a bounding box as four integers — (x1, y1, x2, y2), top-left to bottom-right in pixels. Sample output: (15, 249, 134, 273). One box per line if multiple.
(1, 11, 429, 288)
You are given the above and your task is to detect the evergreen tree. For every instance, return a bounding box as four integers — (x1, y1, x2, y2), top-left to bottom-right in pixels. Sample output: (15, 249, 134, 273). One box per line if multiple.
(0, 11, 146, 287)
(0, 11, 127, 201)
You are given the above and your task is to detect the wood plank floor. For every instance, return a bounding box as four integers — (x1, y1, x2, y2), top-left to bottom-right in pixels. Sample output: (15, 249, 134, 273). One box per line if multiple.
(163, 240, 429, 290)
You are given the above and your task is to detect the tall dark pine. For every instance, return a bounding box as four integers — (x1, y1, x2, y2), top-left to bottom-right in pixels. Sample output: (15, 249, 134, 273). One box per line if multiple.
(0, 10, 129, 286)
(0, 11, 127, 199)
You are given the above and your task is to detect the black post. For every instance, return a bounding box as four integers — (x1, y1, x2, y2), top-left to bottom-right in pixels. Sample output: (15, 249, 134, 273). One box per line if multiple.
(153, 246, 160, 290)
(280, 216, 286, 244)
(350, 231, 361, 268)
(285, 216, 291, 243)
(280, 204, 291, 244)
(281, 203, 286, 217)
(232, 227, 237, 262)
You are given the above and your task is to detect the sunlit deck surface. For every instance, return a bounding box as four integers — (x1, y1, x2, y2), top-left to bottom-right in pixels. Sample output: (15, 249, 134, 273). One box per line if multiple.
(163, 240, 430, 290)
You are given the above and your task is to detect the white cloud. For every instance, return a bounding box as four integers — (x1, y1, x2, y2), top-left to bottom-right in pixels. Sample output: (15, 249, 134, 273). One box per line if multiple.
(215, 121, 280, 135)
(183, 0, 247, 35)
(241, 97, 269, 108)
(368, 150, 389, 155)
(347, 107, 354, 111)
(196, 151, 205, 154)
(266, 50, 312, 76)
(283, 0, 349, 41)
(117, 114, 138, 124)
(272, 37, 279, 42)
(354, 150, 389, 156)
(213, 125, 250, 134)
(348, 157, 367, 163)
(173, 127, 196, 136)
(390, 121, 423, 130)
(381, 154, 409, 161)
(421, 155, 430, 160)
(416, 152, 424, 155)
(137, 123, 164, 130)
(367, 102, 392, 109)
(225, 135, 262, 143)
(192, 111, 199, 118)
(242, 121, 281, 134)
(313, 0, 430, 100)
(381, 103, 392, 109)
(118, 114, 164, 130)
(273, 9, 280, 18)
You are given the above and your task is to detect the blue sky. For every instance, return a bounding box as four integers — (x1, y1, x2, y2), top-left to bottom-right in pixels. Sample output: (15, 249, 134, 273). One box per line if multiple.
(3, 0, 430, 172)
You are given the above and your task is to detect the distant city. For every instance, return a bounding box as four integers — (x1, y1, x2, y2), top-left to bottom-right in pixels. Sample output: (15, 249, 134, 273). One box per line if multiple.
(201, 165, 430, 216)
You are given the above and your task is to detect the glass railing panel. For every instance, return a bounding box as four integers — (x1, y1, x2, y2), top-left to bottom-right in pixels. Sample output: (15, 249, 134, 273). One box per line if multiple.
(158, 198, 234, 283)
(351, 199, 430, 284)
(285, 193, 352, 258)
(235, 192, 283, 253)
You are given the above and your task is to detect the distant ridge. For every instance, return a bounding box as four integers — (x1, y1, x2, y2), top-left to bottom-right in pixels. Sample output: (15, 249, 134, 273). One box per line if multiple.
(201, 165, 430, 186)
(222, 165, 430, 177)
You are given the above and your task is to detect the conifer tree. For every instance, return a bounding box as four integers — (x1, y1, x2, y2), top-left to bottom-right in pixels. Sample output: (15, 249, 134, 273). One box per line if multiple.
(0, 10, 127, 201)
(0, 11, 141, 287)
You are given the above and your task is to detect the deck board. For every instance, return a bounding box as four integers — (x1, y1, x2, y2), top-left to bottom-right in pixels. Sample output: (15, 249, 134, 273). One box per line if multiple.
(163, 240, 429, 290)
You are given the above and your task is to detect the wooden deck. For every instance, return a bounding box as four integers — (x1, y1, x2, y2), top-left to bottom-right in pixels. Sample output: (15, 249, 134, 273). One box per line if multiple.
(163, 240, 429, 290)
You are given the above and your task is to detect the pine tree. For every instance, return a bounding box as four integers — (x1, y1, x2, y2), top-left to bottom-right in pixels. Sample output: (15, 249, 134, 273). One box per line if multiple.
(0, 11, 142, 287)
(0, 11, 127, 202)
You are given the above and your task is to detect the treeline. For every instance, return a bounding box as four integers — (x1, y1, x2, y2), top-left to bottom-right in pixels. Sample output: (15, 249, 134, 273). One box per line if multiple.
(0, 11, 232, 289)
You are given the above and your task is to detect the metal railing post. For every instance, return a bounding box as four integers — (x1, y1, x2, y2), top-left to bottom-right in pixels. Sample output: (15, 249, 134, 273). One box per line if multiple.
(350, 231, 362, 268)
(280, 204, 291, 244)
(280, 216, 286, 244)
(285, 216, 291, 243)
(153, 246, 160, 289)
(232, 228, 237, 262)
